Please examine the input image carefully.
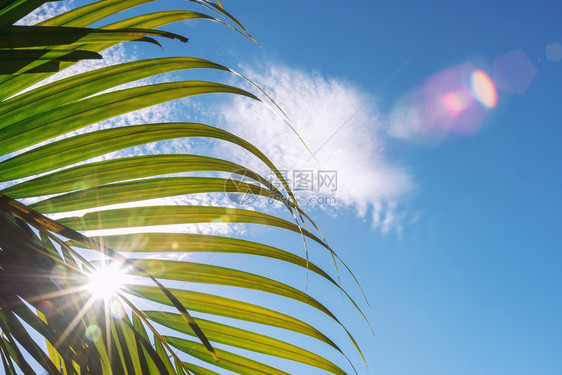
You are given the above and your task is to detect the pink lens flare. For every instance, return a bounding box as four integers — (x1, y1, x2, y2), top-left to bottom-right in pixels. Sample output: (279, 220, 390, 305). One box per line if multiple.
(441, 88, 474, 117)
(389, 62, 498, 143)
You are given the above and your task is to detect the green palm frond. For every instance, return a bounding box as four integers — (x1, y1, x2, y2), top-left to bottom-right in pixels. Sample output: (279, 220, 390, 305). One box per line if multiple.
(0, 0, 369, 374)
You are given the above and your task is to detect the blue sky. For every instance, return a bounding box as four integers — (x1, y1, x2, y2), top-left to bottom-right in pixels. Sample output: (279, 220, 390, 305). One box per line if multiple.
(186, 1, 561, 374)
(18, 0, 562, 374)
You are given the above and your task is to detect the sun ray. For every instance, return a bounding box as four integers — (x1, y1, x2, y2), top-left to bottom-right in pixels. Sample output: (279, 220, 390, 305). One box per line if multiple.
(55, 295, 98, 348)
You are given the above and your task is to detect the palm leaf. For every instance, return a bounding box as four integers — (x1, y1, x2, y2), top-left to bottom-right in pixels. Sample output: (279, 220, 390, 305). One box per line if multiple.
(0, 0, 369, 374)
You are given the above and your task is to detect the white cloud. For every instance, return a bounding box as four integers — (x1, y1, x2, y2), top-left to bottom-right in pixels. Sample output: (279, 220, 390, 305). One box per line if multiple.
(216, 65, 414, 232)
(15, 0, 72, 26)
(8, 1, 415, 234)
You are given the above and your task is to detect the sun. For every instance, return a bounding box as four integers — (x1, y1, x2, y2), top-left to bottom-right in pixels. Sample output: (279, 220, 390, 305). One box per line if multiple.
(87, 263, 129, 300)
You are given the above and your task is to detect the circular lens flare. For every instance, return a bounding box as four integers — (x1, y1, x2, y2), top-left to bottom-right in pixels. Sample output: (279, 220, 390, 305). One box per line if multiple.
(87, 263, 128, 300)
(441, 89, 473, 117)
(85, 325, 101, 342)
(471, 70, 497, 109)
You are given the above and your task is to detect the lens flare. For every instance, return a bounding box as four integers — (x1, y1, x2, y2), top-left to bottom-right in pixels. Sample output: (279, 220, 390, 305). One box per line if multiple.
(143, 259, 165, 277)
(471, 69, 497, 109)
(441, 89, 473, 117)
(49, 264, 68, 287)
(39, 301, 54, 316)
(388, 62, 498, 143)
(85, 325, 101, 342)
(493, 49, 537, 95)
(87, 263, 128, 300)
(108, 299, 125, 319)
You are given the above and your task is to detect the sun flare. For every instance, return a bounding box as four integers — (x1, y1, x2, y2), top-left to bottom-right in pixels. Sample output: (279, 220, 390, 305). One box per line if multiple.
(87, 263, 128, 300)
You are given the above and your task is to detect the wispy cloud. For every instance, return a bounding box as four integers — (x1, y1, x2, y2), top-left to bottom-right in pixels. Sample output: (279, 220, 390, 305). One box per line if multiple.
(216, 64, 414, 232)
(15, 0, 72, 26)
(10, 2, 415, 233)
